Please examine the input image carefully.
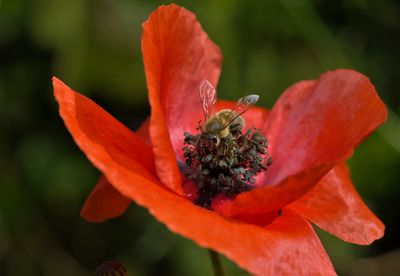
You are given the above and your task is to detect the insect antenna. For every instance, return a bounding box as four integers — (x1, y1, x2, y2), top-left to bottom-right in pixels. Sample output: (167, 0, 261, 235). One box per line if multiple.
(221, 94, 259, 130)
(221, 109, 248, 130)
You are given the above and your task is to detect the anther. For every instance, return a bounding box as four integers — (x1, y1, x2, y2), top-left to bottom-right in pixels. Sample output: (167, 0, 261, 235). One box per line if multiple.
(182, 124, 272, 209)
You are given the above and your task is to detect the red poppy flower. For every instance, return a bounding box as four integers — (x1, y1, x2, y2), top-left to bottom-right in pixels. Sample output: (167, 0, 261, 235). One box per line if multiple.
(53, 4, 387, 275)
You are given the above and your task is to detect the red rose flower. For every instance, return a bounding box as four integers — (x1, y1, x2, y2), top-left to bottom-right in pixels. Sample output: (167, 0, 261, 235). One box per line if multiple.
(53, 4, 387, 275)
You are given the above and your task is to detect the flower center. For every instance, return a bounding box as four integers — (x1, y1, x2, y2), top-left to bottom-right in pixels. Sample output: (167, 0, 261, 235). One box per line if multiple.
(182, 124, 272, 209)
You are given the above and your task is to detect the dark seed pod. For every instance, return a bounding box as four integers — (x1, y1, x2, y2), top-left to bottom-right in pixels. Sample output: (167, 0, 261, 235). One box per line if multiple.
(93, 261, 127, 276)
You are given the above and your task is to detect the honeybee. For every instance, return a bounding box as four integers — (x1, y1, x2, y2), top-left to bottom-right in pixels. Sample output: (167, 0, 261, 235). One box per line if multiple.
(199, 79, 259, 145)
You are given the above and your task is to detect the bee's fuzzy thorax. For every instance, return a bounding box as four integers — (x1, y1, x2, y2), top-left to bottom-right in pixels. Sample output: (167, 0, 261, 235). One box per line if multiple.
(182, 126, 272, 209)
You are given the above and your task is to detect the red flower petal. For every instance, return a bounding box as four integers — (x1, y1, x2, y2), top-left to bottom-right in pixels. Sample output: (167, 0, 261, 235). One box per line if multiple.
(136, 117, 151, 145)
(53, 76, 160, 190)
(142, 4, 222, 194)
(289, 163, 385, 245)
(81, 176, 131, 223)
(80, 118, 152, 223)
(230, 69, 387, 215)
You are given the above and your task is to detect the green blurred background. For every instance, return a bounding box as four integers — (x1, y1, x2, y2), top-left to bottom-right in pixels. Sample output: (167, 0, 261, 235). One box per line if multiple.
(1, 0, 400, 275)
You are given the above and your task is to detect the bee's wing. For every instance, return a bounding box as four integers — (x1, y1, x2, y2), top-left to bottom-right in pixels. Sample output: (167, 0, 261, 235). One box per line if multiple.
(199, 79, 217, 119)
(233, 94, 259, 115)
(222, 94, 259, 129)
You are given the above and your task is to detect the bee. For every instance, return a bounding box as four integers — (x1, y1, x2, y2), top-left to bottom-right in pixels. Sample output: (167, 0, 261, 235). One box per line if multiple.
(199, 79, 259, 145)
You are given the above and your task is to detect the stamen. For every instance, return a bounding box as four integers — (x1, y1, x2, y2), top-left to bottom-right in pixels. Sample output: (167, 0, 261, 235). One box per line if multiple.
(183, 125, 272, 209)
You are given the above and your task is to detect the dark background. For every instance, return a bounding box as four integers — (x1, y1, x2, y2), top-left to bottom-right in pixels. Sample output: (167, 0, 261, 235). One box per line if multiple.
(1, 0, 400, 275)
